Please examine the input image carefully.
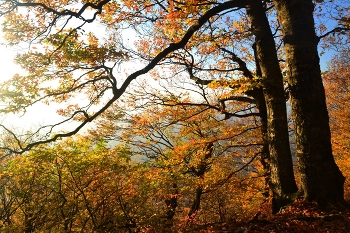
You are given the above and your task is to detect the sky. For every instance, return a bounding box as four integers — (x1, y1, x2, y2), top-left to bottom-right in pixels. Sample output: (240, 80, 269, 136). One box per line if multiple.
(0, 45, 19, 81)
(0, 41, 84, 133)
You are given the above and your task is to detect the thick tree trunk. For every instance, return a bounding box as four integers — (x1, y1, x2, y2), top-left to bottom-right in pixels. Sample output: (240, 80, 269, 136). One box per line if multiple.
(247, 0, 298, 212)
(273, 0, 345, 203)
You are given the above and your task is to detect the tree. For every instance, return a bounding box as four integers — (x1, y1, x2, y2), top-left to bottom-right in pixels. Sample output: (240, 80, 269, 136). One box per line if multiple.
(0, 136, 166, 232)
(273, 0, 346, 203)
(246, 1, 297, 211)
(0, 112, 269, 232)
(90, 78, 266, 226)
(0, 0, 348, 212)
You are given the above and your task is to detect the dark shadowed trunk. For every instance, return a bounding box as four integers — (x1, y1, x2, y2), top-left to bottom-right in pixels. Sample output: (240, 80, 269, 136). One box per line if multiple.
(188, 187, 203, 218)
(24, 212, 34, 233)
(273, 0, 345, 203)
(251, 88, 271, 199)
(247, 0, 298, 212)
(164, 183, 178, 221)
(187, 142, 213, 219)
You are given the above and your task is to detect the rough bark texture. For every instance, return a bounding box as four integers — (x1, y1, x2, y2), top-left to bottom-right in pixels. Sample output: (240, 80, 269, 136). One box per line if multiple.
(252, 44, 271, 201)
(273, 0, 345, 203)
(252, 88, 271, 195)
(247, 1, 298, 213)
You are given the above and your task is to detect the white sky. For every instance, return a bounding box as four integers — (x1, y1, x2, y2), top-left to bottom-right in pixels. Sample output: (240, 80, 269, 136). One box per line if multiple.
(0, 45, 19, 82)
(0, 41, 82, 132)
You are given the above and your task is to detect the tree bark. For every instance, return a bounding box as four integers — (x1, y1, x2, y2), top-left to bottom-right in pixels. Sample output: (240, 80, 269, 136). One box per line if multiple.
(272, 0, 345, 203)
(247, 0, 298, 212)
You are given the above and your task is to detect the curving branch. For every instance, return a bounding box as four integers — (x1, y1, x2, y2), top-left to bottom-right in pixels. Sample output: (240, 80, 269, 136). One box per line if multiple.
(3, 0, 111, 22)
(116, 0, 250, 98)
(219, 47, 255, 79)
(161, 102, 259, 119)
(318, 27, 350, 41)
(219, 96, 256, 104)
(0, 0, 251, 154)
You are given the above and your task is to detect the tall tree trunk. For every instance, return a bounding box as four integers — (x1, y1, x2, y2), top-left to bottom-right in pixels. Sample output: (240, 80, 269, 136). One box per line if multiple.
(247, 0, 298, 212)
(272, 0, 345, 203)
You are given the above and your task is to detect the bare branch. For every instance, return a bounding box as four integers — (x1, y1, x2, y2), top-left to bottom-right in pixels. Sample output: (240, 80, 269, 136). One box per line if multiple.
(4, 0, 111, 22)
(318, 27, 350, 41)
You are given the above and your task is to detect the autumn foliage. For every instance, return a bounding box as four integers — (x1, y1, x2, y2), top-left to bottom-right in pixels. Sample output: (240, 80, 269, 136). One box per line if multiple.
(0, 0, 349, 232)
(324, 48, 350, 200)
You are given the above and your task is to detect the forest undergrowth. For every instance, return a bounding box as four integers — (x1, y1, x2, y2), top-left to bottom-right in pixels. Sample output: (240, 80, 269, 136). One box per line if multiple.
(187, 195, 350, 233)
(195, 174, 350, 233)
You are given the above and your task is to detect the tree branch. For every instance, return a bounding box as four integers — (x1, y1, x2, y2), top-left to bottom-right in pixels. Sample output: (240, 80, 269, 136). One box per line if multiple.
(5, 0, 111, 22)
(318, 27, 350, 41)
(1, 0, 251, 154)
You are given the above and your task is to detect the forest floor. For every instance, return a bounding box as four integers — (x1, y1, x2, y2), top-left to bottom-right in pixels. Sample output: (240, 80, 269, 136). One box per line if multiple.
(198, 198, 350, 233)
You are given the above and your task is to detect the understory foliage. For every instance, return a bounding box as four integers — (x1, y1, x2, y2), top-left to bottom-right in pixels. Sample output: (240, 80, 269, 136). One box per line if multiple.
(0, 77, 268, 232)
(0, 135, 265, 232)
